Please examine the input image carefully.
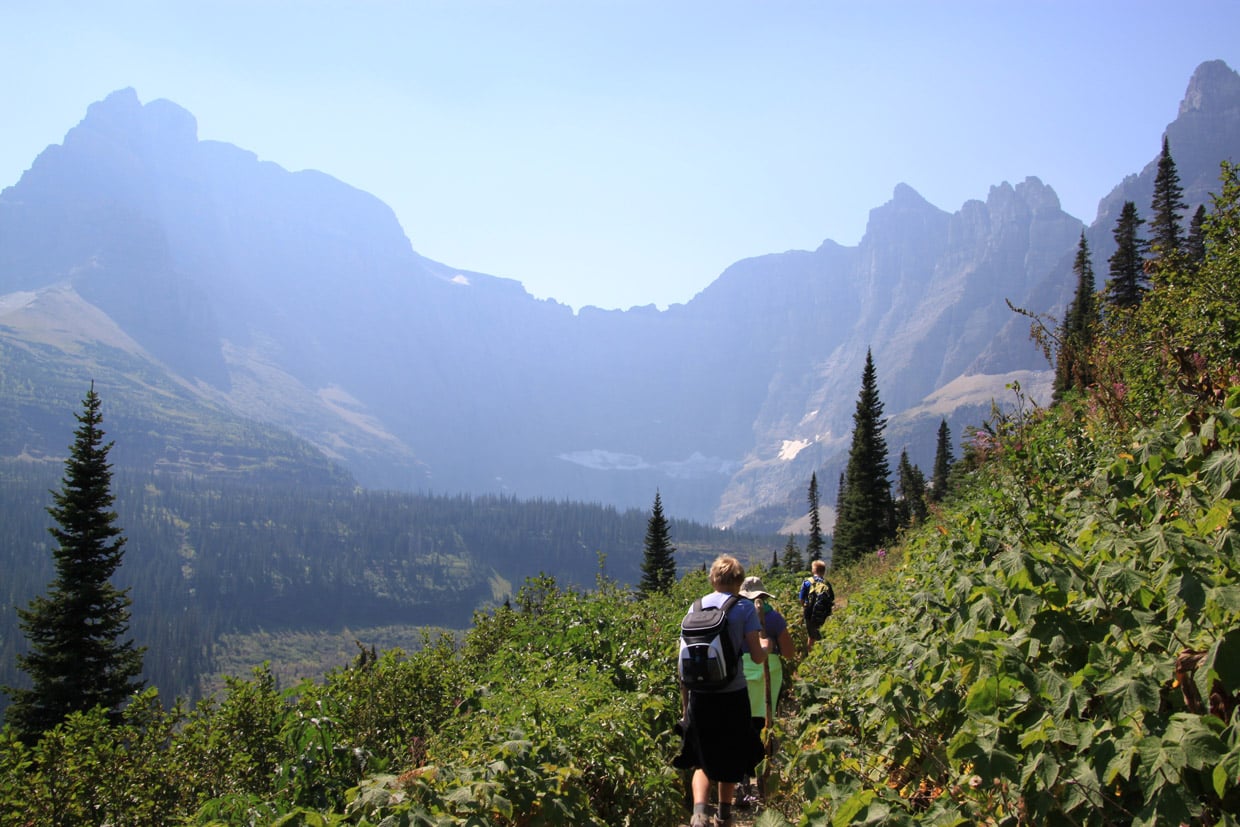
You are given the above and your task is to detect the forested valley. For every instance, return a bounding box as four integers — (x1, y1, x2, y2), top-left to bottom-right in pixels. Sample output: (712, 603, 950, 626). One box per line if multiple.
(0, 463, 775, 714)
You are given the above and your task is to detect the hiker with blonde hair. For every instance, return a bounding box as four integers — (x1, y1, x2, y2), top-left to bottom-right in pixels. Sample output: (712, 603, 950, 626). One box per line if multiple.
(673, 555, 768, 827)
(798, 559, 835, 648)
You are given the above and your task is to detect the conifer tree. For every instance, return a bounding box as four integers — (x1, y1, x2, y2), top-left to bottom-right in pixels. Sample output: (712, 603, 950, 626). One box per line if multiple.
(5, 385, 144, 740)
(782, 534, 805, 573)
(832, 349, 895, 566)
(1186, 203, 1208, 267)
(929, 418, 954, 502)
(806, 472, 825, 561)
(894, 450, 928, 530)
(1054, 232, 1098, 401)
(638, 490, 677, 596)
(1149, 136, 1188, 262)
(1106, 201, 1147, 309)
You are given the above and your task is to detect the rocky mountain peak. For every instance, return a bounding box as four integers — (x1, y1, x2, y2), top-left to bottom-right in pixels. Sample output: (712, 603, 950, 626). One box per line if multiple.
(56, 87, 199, 165)
(1012, 176, 1062, 214)
(1179, 59, 1240, 116)
(861, 183, 947, 242)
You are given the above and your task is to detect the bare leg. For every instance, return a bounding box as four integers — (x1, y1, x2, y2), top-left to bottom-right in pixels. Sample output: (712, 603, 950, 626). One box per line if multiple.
(692, 769, 711, 804)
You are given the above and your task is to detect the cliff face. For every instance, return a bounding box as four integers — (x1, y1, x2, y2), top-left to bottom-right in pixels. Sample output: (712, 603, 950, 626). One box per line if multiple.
(711, 177, 1081, 527)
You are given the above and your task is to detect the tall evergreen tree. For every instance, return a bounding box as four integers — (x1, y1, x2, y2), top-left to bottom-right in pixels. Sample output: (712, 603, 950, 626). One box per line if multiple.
(1106, 200, 1148, 309)
(806, 472, 825, 561)
(782, 535, 805, 573)
(832, 349, 895, 566)
(637, 490, 677, 597)
(894, 450, 928, 531)
(929, 418, 954, 503)
(1149, 136, 1188, 262)
(1054, 232, 1098, 402)
(1186, 203, 1208, 267)
(5, 385, 144, 740)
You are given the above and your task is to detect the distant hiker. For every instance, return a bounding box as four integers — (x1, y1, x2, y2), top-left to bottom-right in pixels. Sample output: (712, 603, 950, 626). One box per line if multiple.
(735, 575, 795, 808)
(798, 559, 835, 648)
(673, 555, 768, 827)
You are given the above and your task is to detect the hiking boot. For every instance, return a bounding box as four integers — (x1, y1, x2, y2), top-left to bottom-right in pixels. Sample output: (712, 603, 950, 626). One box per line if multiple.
(689, 814, 712, 827)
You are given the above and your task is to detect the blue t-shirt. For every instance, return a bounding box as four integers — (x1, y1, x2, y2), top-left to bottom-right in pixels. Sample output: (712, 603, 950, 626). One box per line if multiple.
(695, 591, 760, 693)
(751, 604, 788, 656)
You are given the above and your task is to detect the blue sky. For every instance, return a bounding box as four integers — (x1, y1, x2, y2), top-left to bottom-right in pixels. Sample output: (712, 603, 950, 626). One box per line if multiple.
(2, 1, 1238, 311)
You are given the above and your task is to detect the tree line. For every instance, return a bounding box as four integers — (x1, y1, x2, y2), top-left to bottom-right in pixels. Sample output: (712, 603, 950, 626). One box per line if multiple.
(1, 411, 778, 731)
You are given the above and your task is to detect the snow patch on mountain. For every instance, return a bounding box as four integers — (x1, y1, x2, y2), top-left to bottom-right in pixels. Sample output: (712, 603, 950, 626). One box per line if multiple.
(779, 439, 811, 461)
(557, 449, 738, 478)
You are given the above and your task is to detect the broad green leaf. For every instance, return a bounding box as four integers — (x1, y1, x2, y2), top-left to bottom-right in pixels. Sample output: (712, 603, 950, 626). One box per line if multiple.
(1207, 584, 1240, 615)
(965, 676, 999, 714)
(1195, 500, 1235, 535)
(491, 794, 513, 819)
(1021, 750, 1060, 791)
(1101, 733, 1137, 784)
(1137, 734, 1183, 785)
(1200, 448, 1240, 497)
(755, 811, 794, 827)
(831, 789, 876, 827)
(1214, 745, 1240, 798)
(1171, 571, 1208, 615)
(1182, 727, 1225, 771)
(1098, 560, 1144, 593)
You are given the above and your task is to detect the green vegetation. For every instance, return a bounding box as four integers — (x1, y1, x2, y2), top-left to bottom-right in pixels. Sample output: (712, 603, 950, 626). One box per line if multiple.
(806, 472, 826, 562)
(893, 448, 928, 532)
(782, 533, 805, 573)
(1053, 232, 1099, 402)
(1106, 200, 1147, 309)
(639, 491, 678, 597)
(1149, 136, 1188, 259)
(0, 567, 811, 826)
(929, 419, 955, 503)
(832, 349, 896, 566)
(5, 385, 144, 742)
(767, 161, 1240, 825)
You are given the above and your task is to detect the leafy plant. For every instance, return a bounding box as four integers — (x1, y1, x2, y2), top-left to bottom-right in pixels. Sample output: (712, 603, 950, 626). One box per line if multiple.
(780, 388, 1240, 825)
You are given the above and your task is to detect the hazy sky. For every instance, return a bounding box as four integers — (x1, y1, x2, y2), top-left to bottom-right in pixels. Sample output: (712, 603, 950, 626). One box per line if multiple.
(3, 2, 1238, 311)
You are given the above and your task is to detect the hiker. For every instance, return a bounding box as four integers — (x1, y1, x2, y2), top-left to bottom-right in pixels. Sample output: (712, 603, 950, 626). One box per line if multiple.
(735, 575, 795, 809)
(798, 559, 834, 648)
(673, 555, 768, 827)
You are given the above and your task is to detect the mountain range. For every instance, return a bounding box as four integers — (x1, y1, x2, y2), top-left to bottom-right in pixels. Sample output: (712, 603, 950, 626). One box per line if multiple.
(3, 60, 1239, 529)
